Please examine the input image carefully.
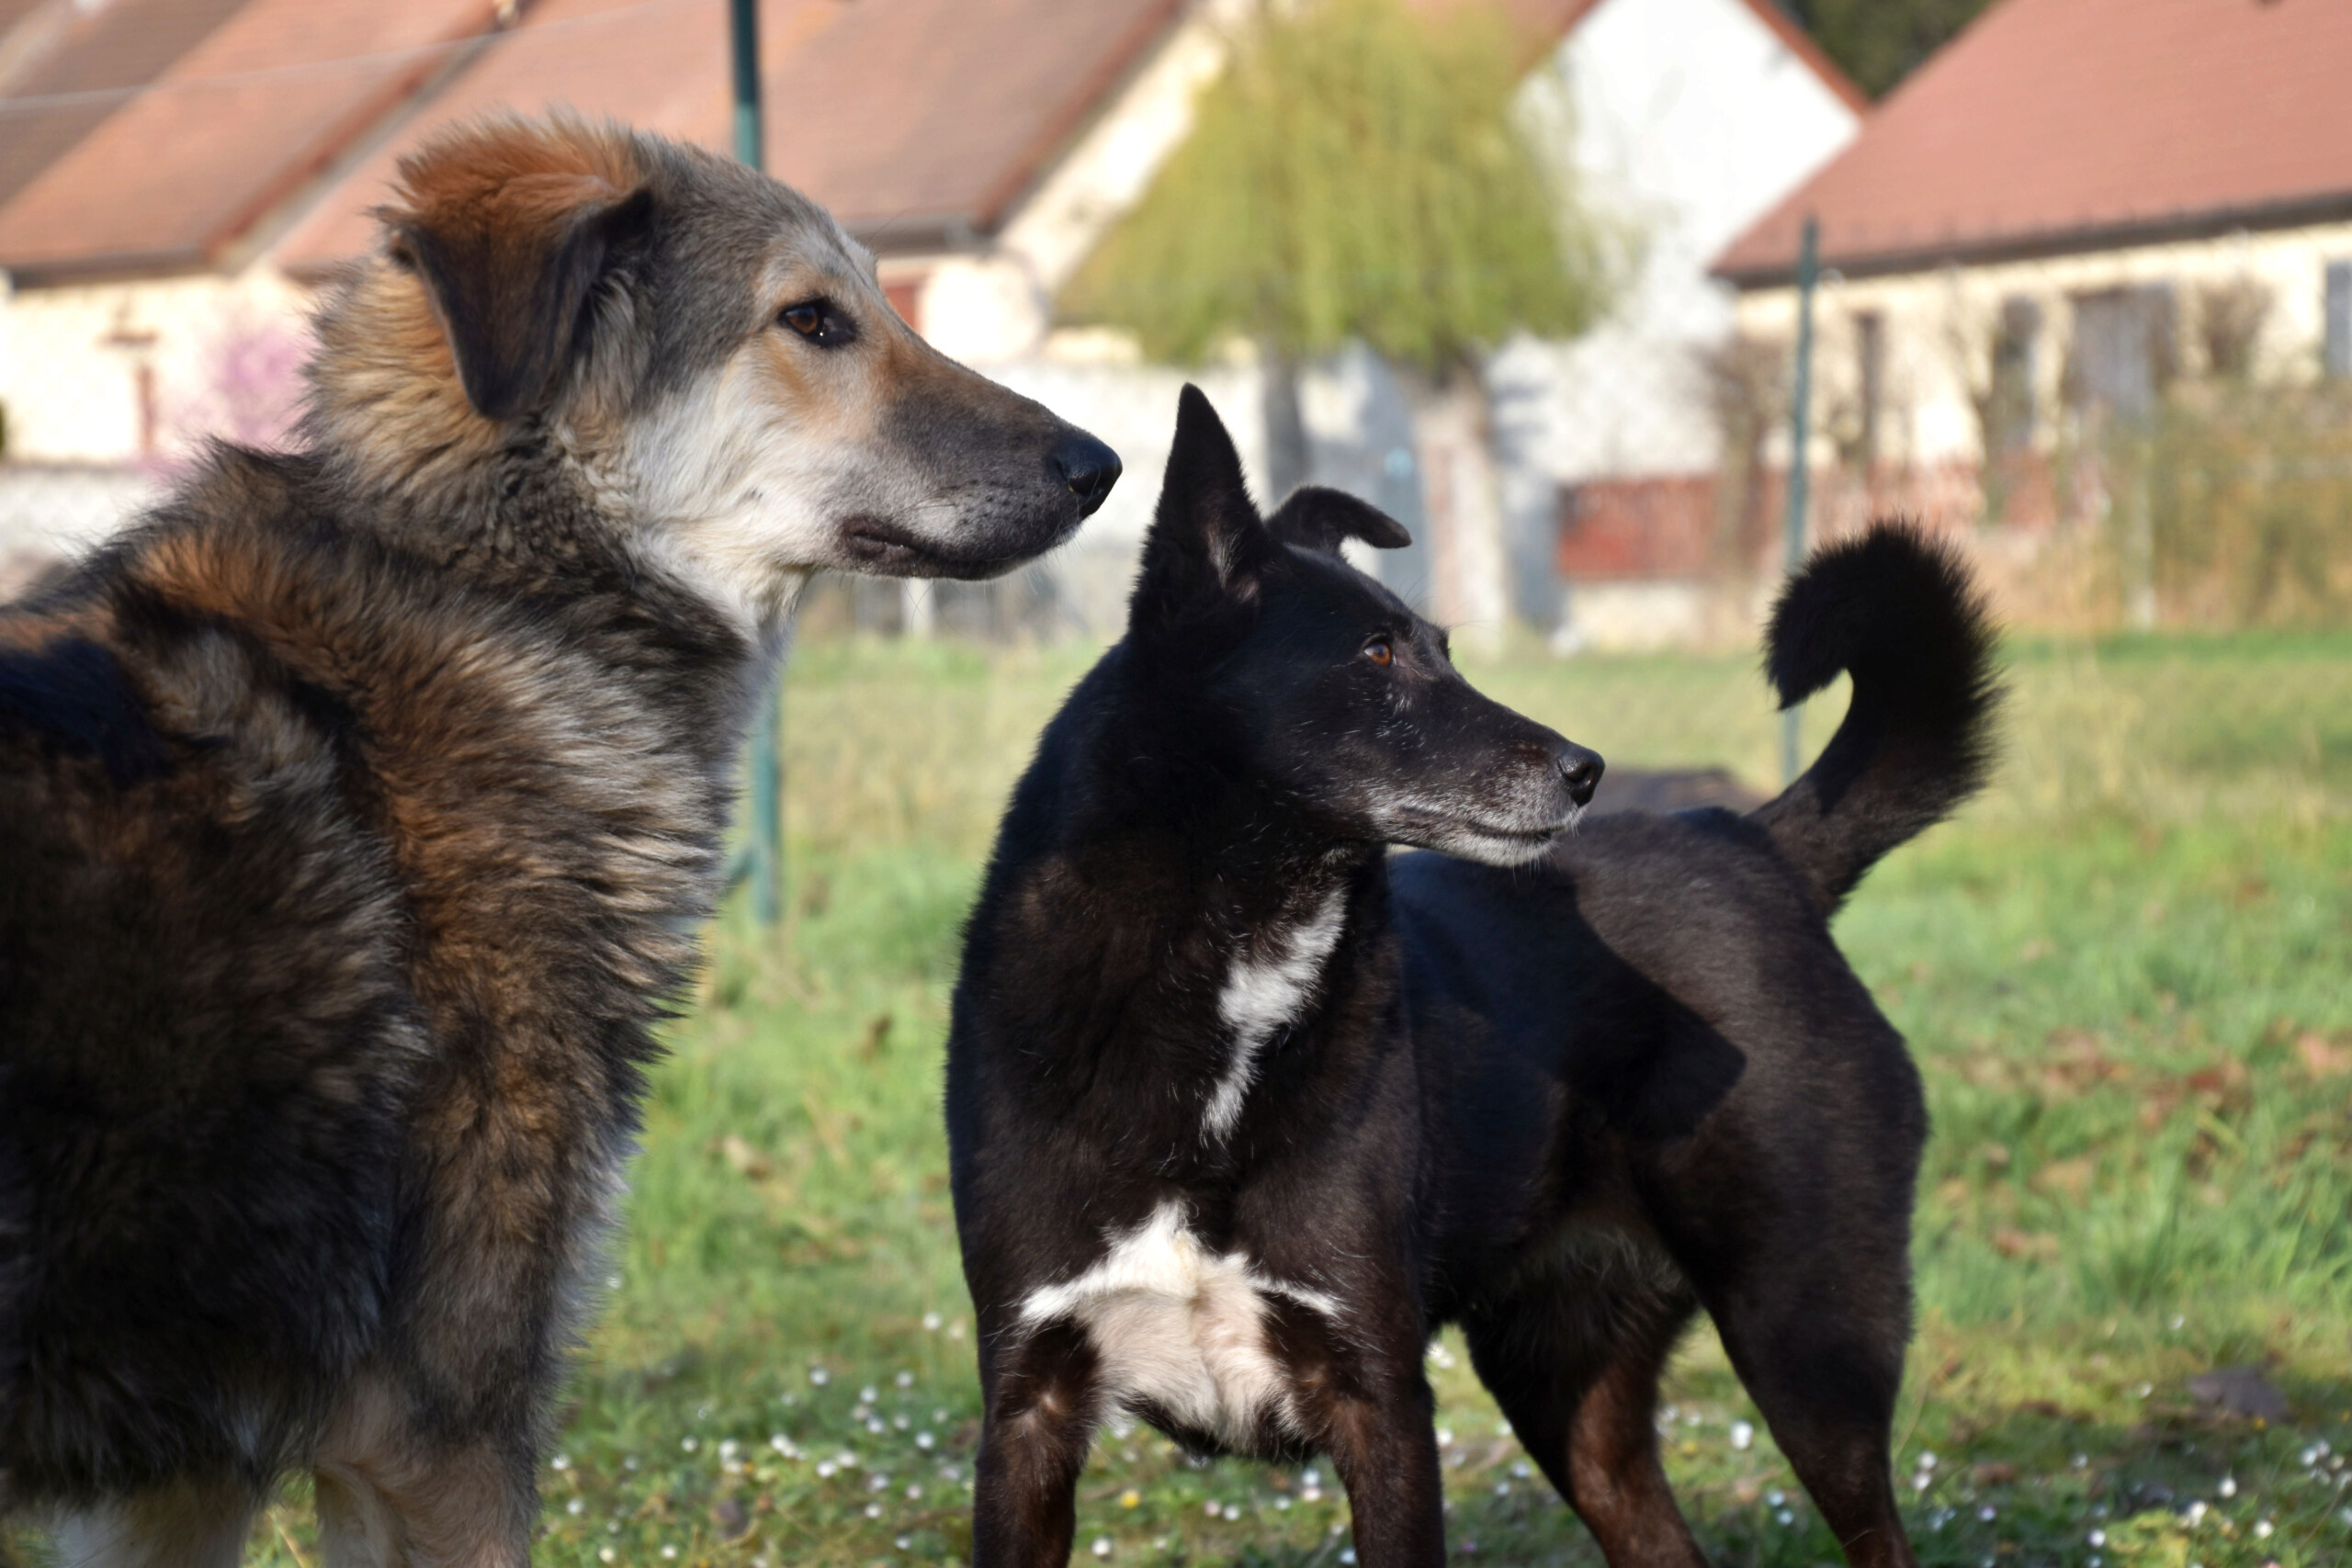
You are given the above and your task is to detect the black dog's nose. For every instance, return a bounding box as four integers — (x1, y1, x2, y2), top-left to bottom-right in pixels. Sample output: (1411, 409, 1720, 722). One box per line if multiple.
(1052, 433, 1121, 517)
(1557, 743, 1604, 807)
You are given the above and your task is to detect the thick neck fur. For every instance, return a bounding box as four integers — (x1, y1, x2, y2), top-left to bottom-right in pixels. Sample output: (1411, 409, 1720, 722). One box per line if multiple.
(303, 257, 514, 531)
(295, 259, 767, 681)
(117, 443, 767, 1072)
(147, 438, 768, 875)
(302, 257, 652, 594)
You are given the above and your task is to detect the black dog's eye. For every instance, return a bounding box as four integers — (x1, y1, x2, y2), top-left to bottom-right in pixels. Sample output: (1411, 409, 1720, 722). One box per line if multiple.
(1363, 639, 1394, 667)
(778, 299, 855, 346)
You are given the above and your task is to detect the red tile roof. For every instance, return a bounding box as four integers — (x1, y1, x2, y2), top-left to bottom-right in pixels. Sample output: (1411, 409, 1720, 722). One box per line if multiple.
(0, 0, 250, 217)
(1713, 0, 2352, 286)
(3, 0, 1849, 282)
(275, 0, 1186, 271)
(0, 0, 1185, 280)
(0, 0, 502, 279)
(759, 0, 1188, 244)
(269, 0, 808, 271)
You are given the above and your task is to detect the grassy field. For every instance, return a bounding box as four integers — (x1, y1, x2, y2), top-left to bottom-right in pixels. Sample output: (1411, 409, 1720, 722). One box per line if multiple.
(64, 629, 2352, 1567)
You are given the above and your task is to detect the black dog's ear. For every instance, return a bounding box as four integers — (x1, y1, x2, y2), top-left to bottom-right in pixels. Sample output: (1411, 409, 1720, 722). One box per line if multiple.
(381, 123, 652, 421)
(1264, 486, 1413, 554)
(1130, 385, 1275, 632)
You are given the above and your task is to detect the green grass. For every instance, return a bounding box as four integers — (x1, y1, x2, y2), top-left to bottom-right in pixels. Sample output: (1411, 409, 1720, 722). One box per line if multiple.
(40, 631, 2352, 1568)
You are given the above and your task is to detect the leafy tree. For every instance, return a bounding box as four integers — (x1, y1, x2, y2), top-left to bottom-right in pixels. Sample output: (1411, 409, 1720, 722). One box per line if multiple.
(1784, 0, 1997, 99)
(1061, 0, 1612, 629)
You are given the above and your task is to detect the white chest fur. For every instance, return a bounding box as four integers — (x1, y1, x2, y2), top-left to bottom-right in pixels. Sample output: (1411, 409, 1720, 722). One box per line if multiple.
(1018, 1202, 1338, 1448)
(1204, 890, 1347, 1141)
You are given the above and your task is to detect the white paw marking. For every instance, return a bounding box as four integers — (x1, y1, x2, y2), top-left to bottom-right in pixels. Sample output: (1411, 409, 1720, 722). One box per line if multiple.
(1017, 1202, 1340, 1449)
(1204, 890, 1347, 1140)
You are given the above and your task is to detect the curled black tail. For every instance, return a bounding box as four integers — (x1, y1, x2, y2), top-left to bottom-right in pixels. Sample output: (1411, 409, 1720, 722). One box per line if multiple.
(1750, 523, 2000, 912)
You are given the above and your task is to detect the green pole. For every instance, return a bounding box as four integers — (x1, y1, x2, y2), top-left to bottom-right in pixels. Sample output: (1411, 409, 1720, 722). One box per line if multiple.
(730, 0, 782, 927)
(750, 699, 780, 926)
(729, 0, 762, 170)
(1781, 215, 1818, 789)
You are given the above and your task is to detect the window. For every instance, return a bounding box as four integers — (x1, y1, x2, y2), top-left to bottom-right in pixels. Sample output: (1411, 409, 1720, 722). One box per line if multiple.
(2069, 284, 2176, 424)
(1988, 296, 2041, 454)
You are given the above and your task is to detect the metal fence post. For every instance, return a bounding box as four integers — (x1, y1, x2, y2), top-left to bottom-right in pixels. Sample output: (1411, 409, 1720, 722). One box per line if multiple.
(731, 0, 783, 927)
(1781, 215, 1818, 788)
(729, 0, 762, 170)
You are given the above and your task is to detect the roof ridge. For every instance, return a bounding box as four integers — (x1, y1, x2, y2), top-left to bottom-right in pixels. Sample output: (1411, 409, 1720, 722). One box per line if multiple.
(1711, 0, 2352, 285)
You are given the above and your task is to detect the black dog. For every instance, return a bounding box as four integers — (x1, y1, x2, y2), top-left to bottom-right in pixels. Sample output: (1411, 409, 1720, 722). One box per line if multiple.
(946, 388, 1996, 1568)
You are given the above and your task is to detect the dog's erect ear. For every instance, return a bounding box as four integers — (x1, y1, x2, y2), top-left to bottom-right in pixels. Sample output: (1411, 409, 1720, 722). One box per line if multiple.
(383, 125, 651, 421)
(1263, 486, 1412, 554)
(1130, 385, 1275, 633)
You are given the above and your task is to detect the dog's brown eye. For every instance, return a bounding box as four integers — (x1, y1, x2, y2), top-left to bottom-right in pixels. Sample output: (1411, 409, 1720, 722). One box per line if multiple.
(1363, 640, 1393, 667)
(776, 299, 858, 349)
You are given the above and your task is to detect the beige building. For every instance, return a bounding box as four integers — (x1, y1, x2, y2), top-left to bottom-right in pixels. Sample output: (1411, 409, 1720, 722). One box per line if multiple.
(1486, 0, 1862, 649)
(1713, 0, 2352, 543)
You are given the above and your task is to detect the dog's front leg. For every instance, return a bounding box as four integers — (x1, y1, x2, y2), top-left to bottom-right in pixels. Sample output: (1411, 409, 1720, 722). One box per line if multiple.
(1279, 1305, 1446, 1568)
(314, 1370, 538, 1568)
(972, 1320, 1098, 1568)
(1318, 1385, 1446, 1566)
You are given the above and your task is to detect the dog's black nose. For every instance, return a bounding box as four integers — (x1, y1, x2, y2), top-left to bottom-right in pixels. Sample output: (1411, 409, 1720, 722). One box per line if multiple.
(1052, 433, 1121, 516)
(1556, 743, 1604, 807)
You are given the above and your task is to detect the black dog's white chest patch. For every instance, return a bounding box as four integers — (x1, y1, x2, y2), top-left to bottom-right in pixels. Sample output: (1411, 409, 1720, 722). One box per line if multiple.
(1203, 889, 1346, 1140)
(1016, 1203, 1340, 1448)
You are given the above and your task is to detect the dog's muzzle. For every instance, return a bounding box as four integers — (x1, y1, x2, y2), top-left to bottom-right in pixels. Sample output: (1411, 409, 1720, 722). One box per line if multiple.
(1556, 742, 1604, 808)
(1052, 433, 1122, 518)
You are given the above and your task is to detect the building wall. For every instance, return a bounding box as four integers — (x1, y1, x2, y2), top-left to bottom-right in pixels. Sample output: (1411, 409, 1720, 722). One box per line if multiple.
(1489, 0, 1860, 627)
(1496, 0, 1862, 481)
(0, 268, 311, 567)
(0, 269, 311, 467)
(1729, 220, 2352, 488)
(0, 0, 1871, 650)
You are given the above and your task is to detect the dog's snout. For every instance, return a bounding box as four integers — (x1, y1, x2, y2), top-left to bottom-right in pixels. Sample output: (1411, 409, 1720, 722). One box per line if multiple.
(1556, 743, 1604, 807)
(1052, 433, 1122, 517)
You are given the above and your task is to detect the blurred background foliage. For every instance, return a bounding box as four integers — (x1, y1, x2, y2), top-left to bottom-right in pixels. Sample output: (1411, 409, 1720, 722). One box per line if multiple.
(1784, 0, 2000, 99)
(2143, 380, 2352, 626)
(1059, 0, 1614, 376)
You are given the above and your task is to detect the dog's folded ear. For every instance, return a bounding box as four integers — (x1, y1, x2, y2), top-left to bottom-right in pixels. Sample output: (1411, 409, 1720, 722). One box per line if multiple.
(1263, 487, 1412, 554)
(380, 119, 653, 422)
(1130, 385, 1276, 633)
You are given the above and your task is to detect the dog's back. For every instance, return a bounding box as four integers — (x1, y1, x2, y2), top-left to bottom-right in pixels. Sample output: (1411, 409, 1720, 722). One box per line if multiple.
(1397, 524, 1998, 1258)
(1376, 528, 1995, 1568)
(0, 463, 433, 1499)
(0, 442, 742, 1503)
(1401, 523, 1997, 1086)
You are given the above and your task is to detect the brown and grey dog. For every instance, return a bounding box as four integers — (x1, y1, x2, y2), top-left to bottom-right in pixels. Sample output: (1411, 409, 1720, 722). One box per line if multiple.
(0, 114, 1116, 1566)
